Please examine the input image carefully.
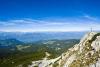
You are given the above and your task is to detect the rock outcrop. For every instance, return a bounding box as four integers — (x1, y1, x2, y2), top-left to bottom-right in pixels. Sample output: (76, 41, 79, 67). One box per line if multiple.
(29, 32, 100, 67)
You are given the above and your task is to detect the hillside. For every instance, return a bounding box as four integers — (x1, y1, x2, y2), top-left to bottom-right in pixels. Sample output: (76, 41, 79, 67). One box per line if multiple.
(29, 32, 100, 67)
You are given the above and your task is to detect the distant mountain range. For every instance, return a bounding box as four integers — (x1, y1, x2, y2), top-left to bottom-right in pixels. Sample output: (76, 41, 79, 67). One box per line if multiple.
(0, 32, 85, 42)
(0, 39, 23, 47)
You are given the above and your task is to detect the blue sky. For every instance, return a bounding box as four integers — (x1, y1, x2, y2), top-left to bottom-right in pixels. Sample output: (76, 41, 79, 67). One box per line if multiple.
(0, 0, 100, 32)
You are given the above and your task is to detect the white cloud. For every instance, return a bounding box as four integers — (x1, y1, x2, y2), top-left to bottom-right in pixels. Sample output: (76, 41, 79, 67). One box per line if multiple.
(82, 14, 99, 21)
(0, 15, 100, 32)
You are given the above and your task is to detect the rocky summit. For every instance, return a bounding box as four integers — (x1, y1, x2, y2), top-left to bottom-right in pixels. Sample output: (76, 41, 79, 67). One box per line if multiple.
(29, 32, 100, 67)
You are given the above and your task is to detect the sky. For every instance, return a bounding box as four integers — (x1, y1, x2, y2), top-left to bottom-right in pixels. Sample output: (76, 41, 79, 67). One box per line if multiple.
(0, 0, 100, 32)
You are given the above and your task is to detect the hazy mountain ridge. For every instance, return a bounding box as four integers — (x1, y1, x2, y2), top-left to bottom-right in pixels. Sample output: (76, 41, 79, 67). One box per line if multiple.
(0, 38, 23, 46)
(0, 32, 84, 42)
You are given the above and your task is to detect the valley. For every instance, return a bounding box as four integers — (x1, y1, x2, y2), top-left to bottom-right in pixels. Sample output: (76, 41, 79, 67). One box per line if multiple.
(0, 38, 79, 67)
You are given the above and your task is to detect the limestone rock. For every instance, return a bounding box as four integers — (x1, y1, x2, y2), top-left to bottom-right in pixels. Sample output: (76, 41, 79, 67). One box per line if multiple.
(29, 32, 100, 67)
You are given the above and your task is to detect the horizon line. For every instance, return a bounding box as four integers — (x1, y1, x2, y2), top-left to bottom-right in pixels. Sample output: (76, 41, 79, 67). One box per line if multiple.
(0, 30, 98, 33)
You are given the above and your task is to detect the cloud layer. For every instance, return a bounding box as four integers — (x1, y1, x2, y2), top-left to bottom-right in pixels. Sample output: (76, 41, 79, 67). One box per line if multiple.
(0, 15, 100, 32)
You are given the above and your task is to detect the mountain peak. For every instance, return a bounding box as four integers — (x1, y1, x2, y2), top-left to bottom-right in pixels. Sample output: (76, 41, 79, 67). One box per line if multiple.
(29, 32, 100, 67)
(57, 32, 100, 67)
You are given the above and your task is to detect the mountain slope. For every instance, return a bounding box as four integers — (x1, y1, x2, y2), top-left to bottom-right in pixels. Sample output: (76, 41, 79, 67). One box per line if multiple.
(58, 32, 100, 67)
(29, 32, 100, 67)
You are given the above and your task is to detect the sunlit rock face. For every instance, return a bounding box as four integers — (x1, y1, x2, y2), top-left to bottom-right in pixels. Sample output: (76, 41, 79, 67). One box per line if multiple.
(91, 36, 100, 52)
(29, 32, 100, 67)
